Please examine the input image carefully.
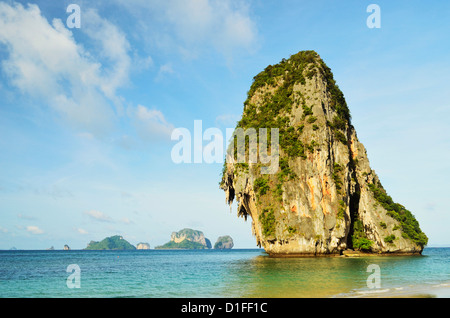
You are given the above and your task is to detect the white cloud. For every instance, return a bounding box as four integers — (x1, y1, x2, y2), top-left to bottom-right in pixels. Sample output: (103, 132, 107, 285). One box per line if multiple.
(76, 132, 95, 140)
(215, 114, 240, 127)
(76, 228, 88, 235)
(0, 3, 117, 136)
(81, 9, 132, 112)
(156, 63, 175, 81)
(114, 0, 259, 59)
(0, 2, 176, 144)
(212, 1, 258, 55)
(114, 134, 135, 150)
(120, 217, 133, 224)
(84, 210, 113, 222)
(17, 214, 37, 220)
(26, 225, 44, 235)
(131, 104, 175, 141)
(133, 54, 154, 71)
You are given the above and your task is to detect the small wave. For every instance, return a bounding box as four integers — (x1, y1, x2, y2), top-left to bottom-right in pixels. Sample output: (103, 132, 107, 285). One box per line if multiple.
(355, 288, 391, 295)
(433, 283, 450, 288)
(340, 282, 450, 298)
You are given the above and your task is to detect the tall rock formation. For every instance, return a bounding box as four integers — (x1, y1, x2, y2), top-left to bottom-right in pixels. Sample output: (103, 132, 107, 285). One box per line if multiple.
(220, 51, 427, 256)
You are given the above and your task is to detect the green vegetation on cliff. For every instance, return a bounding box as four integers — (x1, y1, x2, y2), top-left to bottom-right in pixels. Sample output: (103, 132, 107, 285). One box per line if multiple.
(254, 176, 270, 196)
(237, 52, 327, 159)
(155, 240, 208, 250)
(352, 220, 374, 251)
(259, 208, 276, 238)
(222, 51, 351, 184)
(85, 235, 136, 250)
(175, 228, 202, 239)
(368, 182, 428, 247)
(237, 51, 350, 156)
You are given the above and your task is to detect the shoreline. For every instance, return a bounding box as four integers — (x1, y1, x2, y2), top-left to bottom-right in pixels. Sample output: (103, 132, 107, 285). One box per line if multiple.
(334, 281, 450, 298)
(1, 246, 448, 252)
(0, 248, 448, 298)
(267, 249, 424, 258)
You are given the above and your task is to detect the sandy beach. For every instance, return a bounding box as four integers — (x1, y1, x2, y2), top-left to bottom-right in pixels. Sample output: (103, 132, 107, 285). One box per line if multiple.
(339, 281, 450, 298)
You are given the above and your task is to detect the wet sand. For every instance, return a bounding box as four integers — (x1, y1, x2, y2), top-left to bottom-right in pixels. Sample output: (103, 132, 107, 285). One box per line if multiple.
(338, 282, 450, 298)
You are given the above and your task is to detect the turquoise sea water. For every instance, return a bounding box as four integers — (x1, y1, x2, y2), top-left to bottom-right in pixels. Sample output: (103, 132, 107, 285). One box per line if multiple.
(0, 248, 449, 298)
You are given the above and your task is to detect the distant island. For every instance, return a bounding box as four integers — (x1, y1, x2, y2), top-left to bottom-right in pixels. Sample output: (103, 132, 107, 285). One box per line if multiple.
(84, 235, 136, 250)
(214, 236, 234, 249)
(155, 229, 235, 250)
(136, 242, 150, 250)
(44, 232, 235, 251)
(156, 228, 212, 249)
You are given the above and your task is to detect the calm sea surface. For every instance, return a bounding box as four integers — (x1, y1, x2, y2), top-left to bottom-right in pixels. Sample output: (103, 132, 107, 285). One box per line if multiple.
(1, 248, 449, 298)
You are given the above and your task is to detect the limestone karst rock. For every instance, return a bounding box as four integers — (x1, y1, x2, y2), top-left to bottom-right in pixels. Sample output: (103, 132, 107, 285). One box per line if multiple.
(170, 228, 212, 248)
(220, 51, 427, 256)
(136, 242, 151, 250)
(214, 236, 234, 249)
(156, 228, 212, 249)
(170, 228, 211, 248)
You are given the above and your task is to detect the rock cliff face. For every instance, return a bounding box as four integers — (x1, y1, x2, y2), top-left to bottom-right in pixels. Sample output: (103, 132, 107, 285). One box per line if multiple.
(214, 236, 234, 249)
(170, 228, 212, 248)
(220, 51, 427, 256)
(155, 228, 212, 249)
(137, 242, 151, 250)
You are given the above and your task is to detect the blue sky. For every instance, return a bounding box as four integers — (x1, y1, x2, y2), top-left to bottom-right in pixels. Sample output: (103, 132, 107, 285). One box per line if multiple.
(0, 0, 449, 249)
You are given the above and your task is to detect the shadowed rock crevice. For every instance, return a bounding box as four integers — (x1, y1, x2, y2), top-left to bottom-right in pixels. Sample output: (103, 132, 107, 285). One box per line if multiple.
(346, 155, 361, 250)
